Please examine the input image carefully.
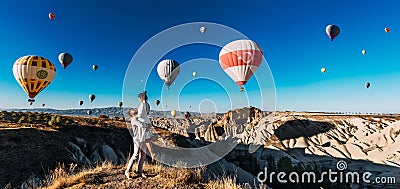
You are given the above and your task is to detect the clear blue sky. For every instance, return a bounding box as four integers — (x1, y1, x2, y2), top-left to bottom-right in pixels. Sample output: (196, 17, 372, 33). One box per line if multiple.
(0, 0, 399, 113)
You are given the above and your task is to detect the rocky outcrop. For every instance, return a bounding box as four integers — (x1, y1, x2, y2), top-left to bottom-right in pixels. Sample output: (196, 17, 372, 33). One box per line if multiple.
(100, 144, 119, 164)
(0, 122, 132, 188)
(151, 107, 264, 143)
(67, 139, 125, 166)
(204, 106, 263, 142)
(66, 141, 92, 166)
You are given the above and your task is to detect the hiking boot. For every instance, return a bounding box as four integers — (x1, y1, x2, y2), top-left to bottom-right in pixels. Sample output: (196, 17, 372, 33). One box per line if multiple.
(140, 173, 147, 179)
(133, 171, 147, 179)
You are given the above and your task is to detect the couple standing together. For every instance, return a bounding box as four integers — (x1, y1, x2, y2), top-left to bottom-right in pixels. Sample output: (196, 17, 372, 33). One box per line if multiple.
(125, 91, 156, 179)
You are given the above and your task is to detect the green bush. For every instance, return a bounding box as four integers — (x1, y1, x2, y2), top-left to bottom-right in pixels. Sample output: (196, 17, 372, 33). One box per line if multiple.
(48, 116, 56, 126)
(11, 111, 17, 117)
(48, 115, 64, 126)
(56, 116, 62, 123)
(18, 116, 25, 124)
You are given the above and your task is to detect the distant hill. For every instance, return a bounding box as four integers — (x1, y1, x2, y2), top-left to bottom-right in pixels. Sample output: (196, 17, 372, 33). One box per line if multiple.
(3, 107, 208, 118)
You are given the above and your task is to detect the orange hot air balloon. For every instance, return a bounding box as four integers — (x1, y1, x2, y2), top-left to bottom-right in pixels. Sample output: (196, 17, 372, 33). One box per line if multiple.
(385, 27, 390, 33)
(219, 39, 263, 91)
(13, 55, 56, 102)
(49, 13, 55, 20)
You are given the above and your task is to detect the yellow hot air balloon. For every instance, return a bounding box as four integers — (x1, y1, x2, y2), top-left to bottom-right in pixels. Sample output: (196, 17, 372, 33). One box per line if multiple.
(321, 67, 326, 74)
(362, 50, 366, 55)
(192, 71, 197, 77)
(200, 26, 206, 33)
(171, 110, 177, 117)
(13, 55, 56, 102)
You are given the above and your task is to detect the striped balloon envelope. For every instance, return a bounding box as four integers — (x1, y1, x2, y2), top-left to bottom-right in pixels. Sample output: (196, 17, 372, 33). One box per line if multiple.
(12, 55, 56, 102)
(157, 59, 180, 87)
(219, 39, 263, 91)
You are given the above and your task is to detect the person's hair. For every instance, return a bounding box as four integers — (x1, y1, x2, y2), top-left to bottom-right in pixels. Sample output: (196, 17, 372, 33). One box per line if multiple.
(138, 91, 148, 101)
(129, 109, 138, 117)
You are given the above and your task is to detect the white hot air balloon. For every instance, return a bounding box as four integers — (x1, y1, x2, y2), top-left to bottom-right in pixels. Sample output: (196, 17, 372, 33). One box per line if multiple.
(157, 59, 180, 88)
(362, 50, 366, 55)
(200, 26, 206, 33)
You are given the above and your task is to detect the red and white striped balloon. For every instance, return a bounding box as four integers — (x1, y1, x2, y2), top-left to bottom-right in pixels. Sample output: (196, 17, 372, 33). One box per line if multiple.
(219, 39, 263, 91)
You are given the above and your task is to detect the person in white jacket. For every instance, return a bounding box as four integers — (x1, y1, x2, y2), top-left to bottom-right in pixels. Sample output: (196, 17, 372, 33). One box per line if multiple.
(136, 91, 156, 159)
(125, 109, 147, 179)
(136, 91, 168, 160)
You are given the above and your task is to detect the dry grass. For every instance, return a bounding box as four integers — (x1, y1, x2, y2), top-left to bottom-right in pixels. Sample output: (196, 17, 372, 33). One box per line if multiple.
(206, 176, 251, 189)
(42, 161, 248, 189)
(42, 162, 114, 189)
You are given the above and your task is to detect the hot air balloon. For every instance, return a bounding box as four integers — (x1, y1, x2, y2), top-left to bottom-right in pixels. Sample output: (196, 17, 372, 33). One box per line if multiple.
(155, 100, 160, 106)
(13, 55, 56, 102)
(49, 13, 55, 20)
(200, 26, 206, 33)
(118, 101, 123, 108)
(365, 82, 371, 88)
(89, 94, 95, 102)
(30, 102, 33, 106)
(58, 53, 73, 69)
(385, 28, 390, 33)
(79, 100, 84, 106)
(42, 103, 45, 107)
(171, 110, 177, 117)
(326, 25, 340, 41)
(192, 71, 197, 77)
(157, 59, 180, 88)
(219, 39, 263, 92)
(321, 67, 326, 73)
(188, 105, 192, 108)
(92, 65, 98, 71)
(87, 110, 92, 115)
(362, 50, 366, 55)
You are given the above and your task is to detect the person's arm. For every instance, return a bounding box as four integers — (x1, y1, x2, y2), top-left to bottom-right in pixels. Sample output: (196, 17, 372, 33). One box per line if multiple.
(127, 119, 134, 136)
(145, 102, 150, 115)
(138, 103, 144, 117)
